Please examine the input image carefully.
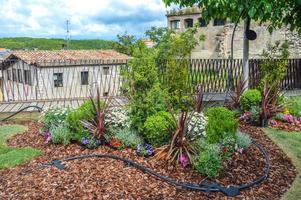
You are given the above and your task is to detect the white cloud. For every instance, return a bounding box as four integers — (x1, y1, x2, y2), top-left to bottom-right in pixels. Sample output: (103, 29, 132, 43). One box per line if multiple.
(0, 0, 168, 39)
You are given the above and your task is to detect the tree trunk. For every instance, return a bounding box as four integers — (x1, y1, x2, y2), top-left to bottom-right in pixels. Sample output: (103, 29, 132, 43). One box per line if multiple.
(243, 17, 251, 89)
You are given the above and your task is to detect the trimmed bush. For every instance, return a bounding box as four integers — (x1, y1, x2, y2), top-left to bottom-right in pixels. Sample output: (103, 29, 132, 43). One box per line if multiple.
(143, 111, 176, 147)
(194, 144, 222, 178)
(205, 107, 238, 144)
(240, 89, 262, 111)
(66, 100, 105, 141)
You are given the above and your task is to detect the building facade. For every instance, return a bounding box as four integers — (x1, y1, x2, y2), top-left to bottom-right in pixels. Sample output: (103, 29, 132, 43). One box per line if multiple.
(0, 50, 129, 102)
(166, 7, 301, 59)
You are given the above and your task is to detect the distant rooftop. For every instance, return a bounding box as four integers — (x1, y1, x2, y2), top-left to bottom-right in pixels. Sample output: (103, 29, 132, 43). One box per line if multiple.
(166, 6, 201, 17)
(4, 50, 130, 65)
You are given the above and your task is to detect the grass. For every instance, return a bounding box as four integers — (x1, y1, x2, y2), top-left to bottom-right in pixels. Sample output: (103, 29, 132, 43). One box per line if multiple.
(0, 124, 42, 169)
(0, 112, 40, 122)
(265, 128, 301, 200)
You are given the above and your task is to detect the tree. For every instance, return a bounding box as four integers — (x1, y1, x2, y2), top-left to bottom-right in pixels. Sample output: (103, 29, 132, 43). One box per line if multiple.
(113, 33, 137, 56)
(162, 0, 301, 87)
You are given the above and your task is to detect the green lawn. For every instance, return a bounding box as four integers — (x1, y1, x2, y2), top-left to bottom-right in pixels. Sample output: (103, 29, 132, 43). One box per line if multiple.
(265, 128, 301, 200)
(0, 124, 41, 169)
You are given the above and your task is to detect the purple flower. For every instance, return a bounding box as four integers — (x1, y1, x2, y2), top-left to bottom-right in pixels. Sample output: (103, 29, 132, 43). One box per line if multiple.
(136, 144, 142, 154)
(179, 154, 188, 169)
(81, 138, 90, 145)
(44, 131, 52, 144)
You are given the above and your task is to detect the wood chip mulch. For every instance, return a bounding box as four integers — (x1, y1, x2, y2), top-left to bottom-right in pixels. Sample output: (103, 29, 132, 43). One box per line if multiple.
(0, 121, 297, 200)
(269, 120, 301, 132)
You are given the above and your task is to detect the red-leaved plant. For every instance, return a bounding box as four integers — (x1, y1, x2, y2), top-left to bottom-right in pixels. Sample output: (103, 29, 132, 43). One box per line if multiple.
(81, 88, 111, 140)
(226, 79, 246, 110)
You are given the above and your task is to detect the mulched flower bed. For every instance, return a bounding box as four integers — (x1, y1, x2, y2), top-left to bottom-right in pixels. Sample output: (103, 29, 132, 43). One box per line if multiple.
(0, 121, 297, 199)
(270, 120, 301, 132)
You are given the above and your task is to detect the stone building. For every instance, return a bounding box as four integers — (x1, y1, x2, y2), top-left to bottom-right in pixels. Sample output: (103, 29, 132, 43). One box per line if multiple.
(166, 7, 301, 59)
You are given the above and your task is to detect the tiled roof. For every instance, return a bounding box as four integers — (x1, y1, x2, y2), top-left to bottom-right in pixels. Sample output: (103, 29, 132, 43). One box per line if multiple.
(6, 50, 130, 66)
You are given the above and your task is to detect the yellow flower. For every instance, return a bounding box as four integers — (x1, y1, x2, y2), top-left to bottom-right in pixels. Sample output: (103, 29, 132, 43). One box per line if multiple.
(283, 107, 290, 115)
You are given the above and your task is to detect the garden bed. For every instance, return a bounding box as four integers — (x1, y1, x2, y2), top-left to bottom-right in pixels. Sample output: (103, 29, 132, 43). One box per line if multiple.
(0, 121, 296, 199)
(270, 120, 301, 132)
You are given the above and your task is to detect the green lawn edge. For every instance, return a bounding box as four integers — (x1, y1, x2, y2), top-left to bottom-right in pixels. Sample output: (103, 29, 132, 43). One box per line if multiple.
(0, 124, 42, 169)
(265, 128, 301, 200)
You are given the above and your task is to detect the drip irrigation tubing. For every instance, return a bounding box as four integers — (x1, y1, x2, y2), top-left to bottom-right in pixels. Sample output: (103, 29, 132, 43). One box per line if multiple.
(0, 105, 42, 122)
(35, 140, 269, 197)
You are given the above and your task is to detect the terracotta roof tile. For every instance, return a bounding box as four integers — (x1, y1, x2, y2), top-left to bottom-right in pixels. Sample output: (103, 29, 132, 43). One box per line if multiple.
(6, 50, 129, 65)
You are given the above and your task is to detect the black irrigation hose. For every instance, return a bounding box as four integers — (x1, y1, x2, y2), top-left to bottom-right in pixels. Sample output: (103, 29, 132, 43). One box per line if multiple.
(0, 105, 43, 122)
(36, 140, 270, 197)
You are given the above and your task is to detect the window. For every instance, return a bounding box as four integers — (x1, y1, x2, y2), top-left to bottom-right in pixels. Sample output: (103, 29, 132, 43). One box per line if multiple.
(103, 66, 110, 75)
(184, 18, 193, 28)
(198, 18, 207, 27)
(24, 70, 32, 85)
(213, 19, 225, 26)
(7, 70, 11, 81)
(103, 92, 109, 96)
(17, 69, 23, 83)
(170, 20, 180, 30)
(53, 73, 63, 87)
(81, 71, 89, 85)
(12, 69, 17, 81)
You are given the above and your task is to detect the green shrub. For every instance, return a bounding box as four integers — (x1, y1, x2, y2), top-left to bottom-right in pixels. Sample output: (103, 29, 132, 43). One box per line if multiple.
(220, 133, 236, 160)
(236, 131, 252, 149)
(42, 107, 72, 129)
(240, 89, 262, 111)
(194, 144, 222, 178)
(106, 128, 144, 148)
(143, 111, 176, 147)
(66, 100, 105, 141)
(286, 96, 301, 117)
(49, 123, 73, 146)
(205, 107, 238, 144)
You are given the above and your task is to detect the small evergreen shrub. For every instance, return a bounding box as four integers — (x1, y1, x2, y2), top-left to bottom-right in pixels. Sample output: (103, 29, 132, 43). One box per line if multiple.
(67, 100, 105, 141)
(143, 111, 176, 147)
(205, 107, 238, 144)
(49, 123, 73, 146)
(236, 131, 252, 149)
(194, 144, 222, 178)
(240, 89, 262, 111)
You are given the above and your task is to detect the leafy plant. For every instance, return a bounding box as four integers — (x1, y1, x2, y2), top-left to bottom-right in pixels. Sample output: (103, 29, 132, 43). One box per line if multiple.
(220, 133, 236, 160)
(105, 107, 130, 129)
(240, 89, 262, 111)
(42, 107, 72, 129)
(106, 128, 144, 148)
(194, 143, 222, 178)
(136, 144, 154, 157)
(187, 111, 207, 141)
(236, 131, 252, 149)
(67, 99, 105, 140)
(227, 79, 246, 110)
(81, 137, 103, 149)
(49, 123, 73, 146)
(143, 111, 176, 147)
(286, 96, 301, 118)
(81, 89, 109, 140)
(205, 107, 238, 144)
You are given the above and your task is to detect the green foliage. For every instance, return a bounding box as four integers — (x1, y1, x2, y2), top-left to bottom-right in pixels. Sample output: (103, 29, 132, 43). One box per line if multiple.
(220, 133, 236, 160)
(240, 89, 262, 111)
(259, 41, 289, 90)
(236, 131, 252, 149)
(286, 96, 301, 117)
(0, 125, 41, 169)
(42, 107, 72, 129)
(113, 34, 137, 56)
(194, 143, 222, 178)
(0, 37, 114, 50)
(49, 123, 73, 146)
(143, 111, 176, 147)
(163, 0, 301, 34)
(67, 100, 105, 141)
(205, 107, 238, 144)
(106, 128, 144, 148)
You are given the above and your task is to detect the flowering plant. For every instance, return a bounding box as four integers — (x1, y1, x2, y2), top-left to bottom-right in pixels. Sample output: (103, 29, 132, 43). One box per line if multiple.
(81, 137, 103, 149)
(41, 106, 73, 128)
(187, 111, 207, 140)
(105, 107, 130, 129)
(136, 144, 154, 157)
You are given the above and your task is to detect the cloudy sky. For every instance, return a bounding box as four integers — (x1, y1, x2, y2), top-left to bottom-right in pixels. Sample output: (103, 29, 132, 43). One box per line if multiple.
(0, 0, 170, 40)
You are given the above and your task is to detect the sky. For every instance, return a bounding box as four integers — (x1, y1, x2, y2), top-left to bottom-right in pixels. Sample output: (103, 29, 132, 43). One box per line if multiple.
(0, 0, 170, 40)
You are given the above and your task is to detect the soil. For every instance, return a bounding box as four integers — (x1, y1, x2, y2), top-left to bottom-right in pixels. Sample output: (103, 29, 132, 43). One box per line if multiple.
(0, 121, 297, 200)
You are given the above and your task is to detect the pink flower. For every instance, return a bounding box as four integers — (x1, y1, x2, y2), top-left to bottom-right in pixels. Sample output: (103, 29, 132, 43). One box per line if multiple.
(179, 154, 188, 169)
(270, 120, 277, 126)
